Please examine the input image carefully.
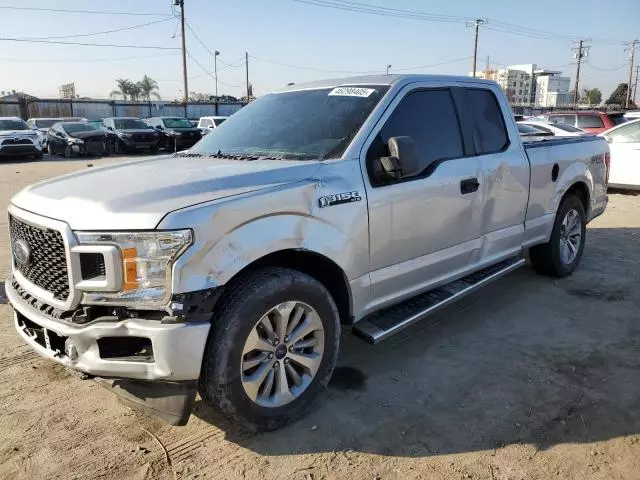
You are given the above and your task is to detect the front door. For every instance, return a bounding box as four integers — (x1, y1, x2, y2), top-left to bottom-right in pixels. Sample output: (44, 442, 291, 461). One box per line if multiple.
(361, 86, 484, 314)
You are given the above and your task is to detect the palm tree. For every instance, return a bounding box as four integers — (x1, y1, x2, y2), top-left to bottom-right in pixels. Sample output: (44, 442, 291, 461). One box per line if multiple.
(110, 78, 133, 100)
(138, 75, 161, 101)
(128, 83, 142, 102)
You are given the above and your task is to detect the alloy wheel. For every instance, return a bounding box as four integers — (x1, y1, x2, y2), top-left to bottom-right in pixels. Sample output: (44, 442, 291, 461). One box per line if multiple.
(240, 301, 325, 408)
(559, 208, 582, 265)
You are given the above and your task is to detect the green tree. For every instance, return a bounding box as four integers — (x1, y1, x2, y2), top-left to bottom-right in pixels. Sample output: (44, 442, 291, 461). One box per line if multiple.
(110, 79, 134, 100)
(138, 75, 161, 101)
(128, 83, 142, 101)
(605, 83, 635, 106)
(581, 88, 602, 105)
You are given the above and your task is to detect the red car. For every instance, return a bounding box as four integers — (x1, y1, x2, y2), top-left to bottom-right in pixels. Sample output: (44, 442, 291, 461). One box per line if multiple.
(542, 111, 627, 134)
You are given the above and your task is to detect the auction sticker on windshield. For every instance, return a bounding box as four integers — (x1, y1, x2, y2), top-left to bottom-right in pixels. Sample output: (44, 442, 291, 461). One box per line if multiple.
(328, 87, 376, 97)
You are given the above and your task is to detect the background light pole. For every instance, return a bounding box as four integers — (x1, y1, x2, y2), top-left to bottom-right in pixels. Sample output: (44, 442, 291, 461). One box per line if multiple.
(386, 64, 392, 75)
(214, 50, 220, 100)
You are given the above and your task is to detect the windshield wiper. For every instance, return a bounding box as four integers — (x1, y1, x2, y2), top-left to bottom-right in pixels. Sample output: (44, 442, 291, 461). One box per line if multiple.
(175, 151, 263, 161)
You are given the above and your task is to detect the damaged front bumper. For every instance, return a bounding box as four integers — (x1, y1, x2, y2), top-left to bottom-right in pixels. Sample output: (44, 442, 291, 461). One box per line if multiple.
(5, 277, 211, 425)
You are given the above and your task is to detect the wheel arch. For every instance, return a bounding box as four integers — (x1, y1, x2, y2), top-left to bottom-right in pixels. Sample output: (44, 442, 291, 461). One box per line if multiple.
(225, 249, 353, 325)
(562, 181, 590, 217)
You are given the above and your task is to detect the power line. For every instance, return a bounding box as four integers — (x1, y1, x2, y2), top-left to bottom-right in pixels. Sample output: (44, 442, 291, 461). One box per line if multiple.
(249, 54, 380, 74)
(0, 52, 179, 63)
(294, 0, 626, 45)
(392, 56, 472, 71)
(12, 18, 174, 41)
(0, 5, 172, 16)
(0, 38, 180, 49)
(186, 50, 242, 88)
(585, 62, 627, 72)
(184, 21, 243, 71)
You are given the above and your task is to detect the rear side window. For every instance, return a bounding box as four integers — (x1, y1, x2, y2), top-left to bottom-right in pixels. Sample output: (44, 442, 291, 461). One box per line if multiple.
(462, 88, 508, 154)
(373, 89, 463, 168)
(548, 114, 576, 126)
(606, 121, 640, 143)
(577, 115, 604, 128)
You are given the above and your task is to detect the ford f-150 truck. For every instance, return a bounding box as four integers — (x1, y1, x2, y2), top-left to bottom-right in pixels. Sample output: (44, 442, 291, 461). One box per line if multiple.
(5, 75, 608, 430)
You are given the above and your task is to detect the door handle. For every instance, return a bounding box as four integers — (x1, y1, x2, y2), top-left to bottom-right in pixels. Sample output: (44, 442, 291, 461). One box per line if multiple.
(460, 178, 480, 194)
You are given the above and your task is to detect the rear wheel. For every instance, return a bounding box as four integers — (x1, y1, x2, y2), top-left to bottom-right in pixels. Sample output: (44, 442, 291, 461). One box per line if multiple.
(198, 267, 340, 431)
(529, 194, 586, 277)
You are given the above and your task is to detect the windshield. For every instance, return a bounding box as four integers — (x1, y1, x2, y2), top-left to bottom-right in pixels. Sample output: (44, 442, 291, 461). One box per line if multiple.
(191, 86, 388, 160)
(0, 119, 28, 130)
(34, 119, 59, 128)
(551, 123, 583, 133)
(114, 119, 149, 130)
(63, 123, 99, 133)
(162, 118, 193, 128)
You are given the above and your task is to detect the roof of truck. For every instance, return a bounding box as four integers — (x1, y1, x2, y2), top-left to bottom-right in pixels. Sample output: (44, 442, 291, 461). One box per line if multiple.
(280, 74, 497, 92)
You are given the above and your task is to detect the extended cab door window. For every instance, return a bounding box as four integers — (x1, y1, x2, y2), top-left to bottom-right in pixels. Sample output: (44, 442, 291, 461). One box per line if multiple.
(459, 88, 509, 154)
(367, 89, 464, 184)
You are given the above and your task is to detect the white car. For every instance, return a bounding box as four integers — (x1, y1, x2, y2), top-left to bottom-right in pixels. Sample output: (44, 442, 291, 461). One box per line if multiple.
(0, 117, 43, 160)
(518, 120, 589, 137)
(624, 111, 640, 121)
(601, 119, 640, 190)
(197, 116, 228, 135)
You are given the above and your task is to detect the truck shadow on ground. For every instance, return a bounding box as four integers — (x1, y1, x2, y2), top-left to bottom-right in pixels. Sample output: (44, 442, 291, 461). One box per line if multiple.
(191, 228, 640, 458)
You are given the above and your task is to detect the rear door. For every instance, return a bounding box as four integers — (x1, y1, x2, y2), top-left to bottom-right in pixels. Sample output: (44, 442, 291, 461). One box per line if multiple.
(455, 87, 530, 262)
(362, 83, 484, 309)
(604, 121, 640, 187)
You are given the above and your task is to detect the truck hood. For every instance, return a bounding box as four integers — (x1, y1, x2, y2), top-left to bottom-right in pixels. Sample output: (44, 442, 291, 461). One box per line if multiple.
(11, 155, 321, 230)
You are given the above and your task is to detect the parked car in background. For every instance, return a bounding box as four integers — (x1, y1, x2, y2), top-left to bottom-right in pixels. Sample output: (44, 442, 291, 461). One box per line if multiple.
(46, 122, 109, 157)
(197, 116, 228, 135)
(84, 119, 118, 154)
(624, 111, 640, 121)
(102, 117, 161, 154)
(518, 121, 589, 137)
(517, 123, 554, 138)
(601, 119, 640, 190)
(145, 116, 202, 152)
(26, 118, 61, 151)
(540, 110, 627, 134)
(0, 117, 43, 159)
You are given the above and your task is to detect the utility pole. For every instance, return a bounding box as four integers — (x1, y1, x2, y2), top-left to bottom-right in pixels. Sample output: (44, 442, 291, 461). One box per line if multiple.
(467, 19, 487, 77)
(632, 65, 639, 104)
(214, 50, 220, 100)
(245, 52, 250, 100)
(625, 40, 638, 108)
(572, 40, 590, 106)
(176, 0, 188, 115)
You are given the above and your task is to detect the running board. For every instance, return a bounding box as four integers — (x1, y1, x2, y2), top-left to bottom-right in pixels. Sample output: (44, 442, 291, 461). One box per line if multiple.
(352, 257, 525, 344)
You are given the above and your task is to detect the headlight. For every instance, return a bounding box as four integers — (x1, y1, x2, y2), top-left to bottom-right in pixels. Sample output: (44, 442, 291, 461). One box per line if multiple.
(75, 230, 192, 309)
(67, 137, 84, 145)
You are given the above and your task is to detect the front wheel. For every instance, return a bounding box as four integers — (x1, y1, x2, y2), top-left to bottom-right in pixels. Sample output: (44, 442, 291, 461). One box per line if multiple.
(63, 146, 75, 158)
(529, 194, 586, 277)
(198, 267, 340, 431)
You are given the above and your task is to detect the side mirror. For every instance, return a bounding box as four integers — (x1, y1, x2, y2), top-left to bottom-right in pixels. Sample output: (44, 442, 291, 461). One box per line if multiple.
(374, 136, 421, 182)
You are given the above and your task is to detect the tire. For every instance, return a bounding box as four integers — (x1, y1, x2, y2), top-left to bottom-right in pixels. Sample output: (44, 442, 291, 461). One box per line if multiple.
(63, 146, 74, 158)
(529, 194, 586, 277)
(149, 146, 159, 155)
(34, 152, 43, 160)
(47, 144, 55, 156)
(198, 267, 340, 431)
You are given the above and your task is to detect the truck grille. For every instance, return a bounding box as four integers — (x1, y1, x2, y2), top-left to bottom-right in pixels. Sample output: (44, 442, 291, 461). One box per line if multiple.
(9, 216, 70, 301)
(2, 138, 32, 145)
(132, 133, 154, 142)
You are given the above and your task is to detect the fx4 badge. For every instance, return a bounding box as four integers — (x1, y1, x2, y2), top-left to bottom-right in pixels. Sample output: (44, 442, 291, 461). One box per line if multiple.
(318, 191, 362, 208)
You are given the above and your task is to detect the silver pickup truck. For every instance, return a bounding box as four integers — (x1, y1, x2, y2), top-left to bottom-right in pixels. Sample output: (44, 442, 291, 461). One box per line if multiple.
(5, 75, 608, 430)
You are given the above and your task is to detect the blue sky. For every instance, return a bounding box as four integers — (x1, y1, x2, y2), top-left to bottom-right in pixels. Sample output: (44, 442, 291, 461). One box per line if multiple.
(0, 0, 638, 100)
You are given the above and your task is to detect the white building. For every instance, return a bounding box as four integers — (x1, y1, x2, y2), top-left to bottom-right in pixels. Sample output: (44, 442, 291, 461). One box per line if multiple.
(470, 64, 536, 104)
(534, 70, 571, 107)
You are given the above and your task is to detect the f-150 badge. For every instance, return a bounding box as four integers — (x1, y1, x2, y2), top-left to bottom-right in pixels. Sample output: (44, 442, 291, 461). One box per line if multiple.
(318, 191, 362, 208)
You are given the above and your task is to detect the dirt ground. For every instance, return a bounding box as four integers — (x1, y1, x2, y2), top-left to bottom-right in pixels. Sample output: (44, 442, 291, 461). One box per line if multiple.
(0, 156, 639, 480)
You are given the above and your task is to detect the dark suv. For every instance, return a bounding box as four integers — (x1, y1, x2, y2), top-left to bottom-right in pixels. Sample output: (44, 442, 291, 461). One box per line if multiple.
(145, 117, 202, 152)
(102, 117, 161, 154)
